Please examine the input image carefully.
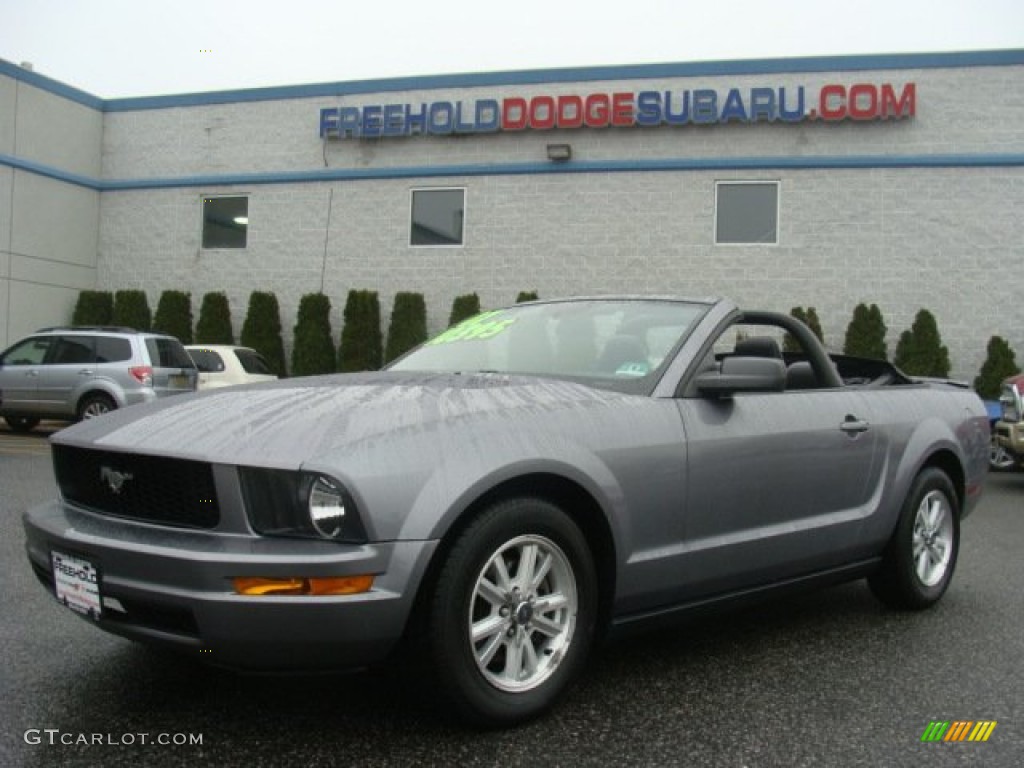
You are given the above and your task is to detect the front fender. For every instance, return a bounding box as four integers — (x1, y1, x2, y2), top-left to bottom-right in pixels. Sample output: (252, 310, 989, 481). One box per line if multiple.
(406, 449, 628, 555)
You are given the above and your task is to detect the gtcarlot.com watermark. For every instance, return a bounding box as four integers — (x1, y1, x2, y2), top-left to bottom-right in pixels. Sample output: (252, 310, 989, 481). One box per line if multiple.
(25, 729, 202, 747)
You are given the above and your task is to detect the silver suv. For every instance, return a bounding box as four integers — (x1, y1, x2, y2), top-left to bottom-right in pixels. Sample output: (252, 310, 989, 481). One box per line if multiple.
(0, 326, 197, 433)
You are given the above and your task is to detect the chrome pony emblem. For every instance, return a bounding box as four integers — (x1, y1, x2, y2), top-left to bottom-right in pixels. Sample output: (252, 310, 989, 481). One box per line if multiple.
(100, 466, 134, 495)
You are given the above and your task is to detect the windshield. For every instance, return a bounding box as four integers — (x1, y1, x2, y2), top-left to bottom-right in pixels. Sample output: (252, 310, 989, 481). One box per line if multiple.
(389, 299, 707, 385)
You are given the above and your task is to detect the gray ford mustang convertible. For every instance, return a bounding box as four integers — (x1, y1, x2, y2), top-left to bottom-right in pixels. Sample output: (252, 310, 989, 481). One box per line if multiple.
(23, 297, 988, 725)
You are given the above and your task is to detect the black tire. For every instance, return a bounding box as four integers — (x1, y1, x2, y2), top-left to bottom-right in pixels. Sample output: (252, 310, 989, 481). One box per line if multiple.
(4, 415, 41, 433)
(868, 467, 960, 610)
(77, 393, 116, 421)
(428, 497, 598, 726)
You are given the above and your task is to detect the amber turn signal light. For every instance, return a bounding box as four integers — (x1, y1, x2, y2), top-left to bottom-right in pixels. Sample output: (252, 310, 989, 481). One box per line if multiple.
(233, 575, 374, 596)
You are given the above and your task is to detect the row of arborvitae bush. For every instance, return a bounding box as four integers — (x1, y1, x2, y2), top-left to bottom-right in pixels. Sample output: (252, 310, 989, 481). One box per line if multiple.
(788, 303, 1020, 399)
(71, 289, 541, 379)
(71, 291, 1020, 398)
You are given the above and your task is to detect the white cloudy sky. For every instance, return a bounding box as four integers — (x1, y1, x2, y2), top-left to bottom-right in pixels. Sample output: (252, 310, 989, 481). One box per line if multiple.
(2, 0, 1023, 98)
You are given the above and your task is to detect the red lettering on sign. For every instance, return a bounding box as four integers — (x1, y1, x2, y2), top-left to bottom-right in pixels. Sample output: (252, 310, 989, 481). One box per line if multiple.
(584, 94, 610, 127)
(611, 92, 634, 126)
(557, 95, 584, 128)
(819, 84, 846, 121)
(880, 83, 916, 118)
(502, 97, 528, 130)
(847, 84, 878, 120)
(529, 96, 556, 129)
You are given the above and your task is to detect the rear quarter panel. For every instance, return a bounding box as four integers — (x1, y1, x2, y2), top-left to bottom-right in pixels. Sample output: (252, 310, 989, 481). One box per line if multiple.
(856, 385, 988, 548)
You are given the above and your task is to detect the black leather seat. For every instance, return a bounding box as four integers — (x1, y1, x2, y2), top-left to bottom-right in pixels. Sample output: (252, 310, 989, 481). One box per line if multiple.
(734, 336, 783, 360)
(785, 361, 819, 390)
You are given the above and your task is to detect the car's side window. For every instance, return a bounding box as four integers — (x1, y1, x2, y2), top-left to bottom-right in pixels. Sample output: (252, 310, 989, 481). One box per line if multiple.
(94, 337, 132, 363)
(50, 336, 96, 365)
(235, 349, 272, 375)
(1, 337, 52, 366)
(188, 349, 225, 373)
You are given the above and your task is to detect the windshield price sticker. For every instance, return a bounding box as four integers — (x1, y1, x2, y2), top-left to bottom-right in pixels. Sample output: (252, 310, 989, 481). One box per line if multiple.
(52, 551, 102, 619)
(426, 311, 518, 346)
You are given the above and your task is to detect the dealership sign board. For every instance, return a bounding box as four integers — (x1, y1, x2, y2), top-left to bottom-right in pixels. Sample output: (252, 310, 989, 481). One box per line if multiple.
(319, 83, 915, 139)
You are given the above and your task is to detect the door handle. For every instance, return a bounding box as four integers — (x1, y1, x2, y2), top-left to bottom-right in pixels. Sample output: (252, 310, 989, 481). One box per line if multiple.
(78, 369, 95, 376)
(840, 415, 870, 435)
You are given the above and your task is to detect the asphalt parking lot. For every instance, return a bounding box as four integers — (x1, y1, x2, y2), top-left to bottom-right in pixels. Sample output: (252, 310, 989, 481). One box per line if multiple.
(1, 427, 1022, 767)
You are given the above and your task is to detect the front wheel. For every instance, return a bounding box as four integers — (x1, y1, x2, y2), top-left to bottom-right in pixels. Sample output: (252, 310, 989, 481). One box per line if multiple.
(868, 468, 960, 610)
(990, 436, 1016, 472)
(428, 497, 597, 726)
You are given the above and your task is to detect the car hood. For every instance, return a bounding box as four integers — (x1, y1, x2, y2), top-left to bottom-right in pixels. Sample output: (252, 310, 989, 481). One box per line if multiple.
(52, 371, 636, 469)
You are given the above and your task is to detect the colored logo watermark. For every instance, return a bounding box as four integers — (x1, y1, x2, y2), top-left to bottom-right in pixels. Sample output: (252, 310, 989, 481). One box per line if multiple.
(920, 721, 997, 742)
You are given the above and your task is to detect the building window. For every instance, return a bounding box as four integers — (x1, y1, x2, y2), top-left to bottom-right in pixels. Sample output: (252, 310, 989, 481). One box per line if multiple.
(715, 182, 779, 245)
(410, 188, 465, 246)
(202, 196, 248, 249)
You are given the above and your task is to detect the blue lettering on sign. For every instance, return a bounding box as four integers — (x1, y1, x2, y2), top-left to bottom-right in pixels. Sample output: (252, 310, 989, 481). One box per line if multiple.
(382, 104, 405, 136)
(663, 91, 690, 125)
(778, 87, 805, 122)
(454, 102, 475, 133)
(749, 88, 776, 121)
(719, 89, 748, 122)
(362, 105, 383, 137)
(319, 108, 338, 138)
(406, 103, 427, 135)
(635, 91, 662, 126)
(475, 99, 501, 132)
(692, 89, 717, 123)
(338, 107, 361, 138)
(428, 102, 454, 134)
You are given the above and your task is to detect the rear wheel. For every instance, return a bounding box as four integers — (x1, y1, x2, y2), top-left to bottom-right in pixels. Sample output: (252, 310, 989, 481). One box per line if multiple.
(869, 467, 960, 610)
(77, 393, 116, 420)
(428, 497, 597, 726)
(4, 415, 40, 433)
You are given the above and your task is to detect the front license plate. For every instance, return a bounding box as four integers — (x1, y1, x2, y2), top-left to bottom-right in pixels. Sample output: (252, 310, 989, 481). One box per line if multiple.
(51, 551, 102, 619)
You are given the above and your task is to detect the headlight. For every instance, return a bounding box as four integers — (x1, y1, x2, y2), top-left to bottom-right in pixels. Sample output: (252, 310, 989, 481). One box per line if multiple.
(1000, 385, 1021, 423)
(308, 476, 346, 539)
(239, 468, 367, 543)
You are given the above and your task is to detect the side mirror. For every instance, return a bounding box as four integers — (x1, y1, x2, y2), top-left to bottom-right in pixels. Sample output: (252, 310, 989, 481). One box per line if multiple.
(696, 356, 786, 398)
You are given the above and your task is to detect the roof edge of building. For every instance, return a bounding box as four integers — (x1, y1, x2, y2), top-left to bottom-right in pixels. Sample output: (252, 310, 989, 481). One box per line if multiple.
(2, 49, 1023, 114)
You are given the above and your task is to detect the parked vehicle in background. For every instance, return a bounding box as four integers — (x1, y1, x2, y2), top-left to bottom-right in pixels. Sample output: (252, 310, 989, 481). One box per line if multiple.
(993, 373, 1024, 470)
(23, 298, 988, 725)
(186, 345, 278, 390)
(0, 327, 197, 433)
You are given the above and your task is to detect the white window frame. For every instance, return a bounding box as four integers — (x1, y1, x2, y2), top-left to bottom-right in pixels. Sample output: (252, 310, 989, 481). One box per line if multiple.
(409, 187, 466, 248)
(713, 180, 780, 246)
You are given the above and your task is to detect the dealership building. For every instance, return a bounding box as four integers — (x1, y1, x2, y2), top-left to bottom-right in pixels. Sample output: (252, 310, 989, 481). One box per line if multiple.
(1, 49, 1022, 379)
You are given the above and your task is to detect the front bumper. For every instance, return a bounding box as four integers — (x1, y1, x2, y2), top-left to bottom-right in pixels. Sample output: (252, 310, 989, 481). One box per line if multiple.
(994, 420, 1024, 461)
(23, 500, 437, 671)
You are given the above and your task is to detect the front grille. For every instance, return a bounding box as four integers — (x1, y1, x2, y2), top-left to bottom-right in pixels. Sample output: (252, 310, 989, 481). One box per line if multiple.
(53, 445, 220, 529)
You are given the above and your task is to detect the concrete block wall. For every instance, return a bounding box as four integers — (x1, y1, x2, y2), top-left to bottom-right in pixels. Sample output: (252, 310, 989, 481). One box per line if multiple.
(96, 163, 1022, 381)
(0, 66, 101, 347)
